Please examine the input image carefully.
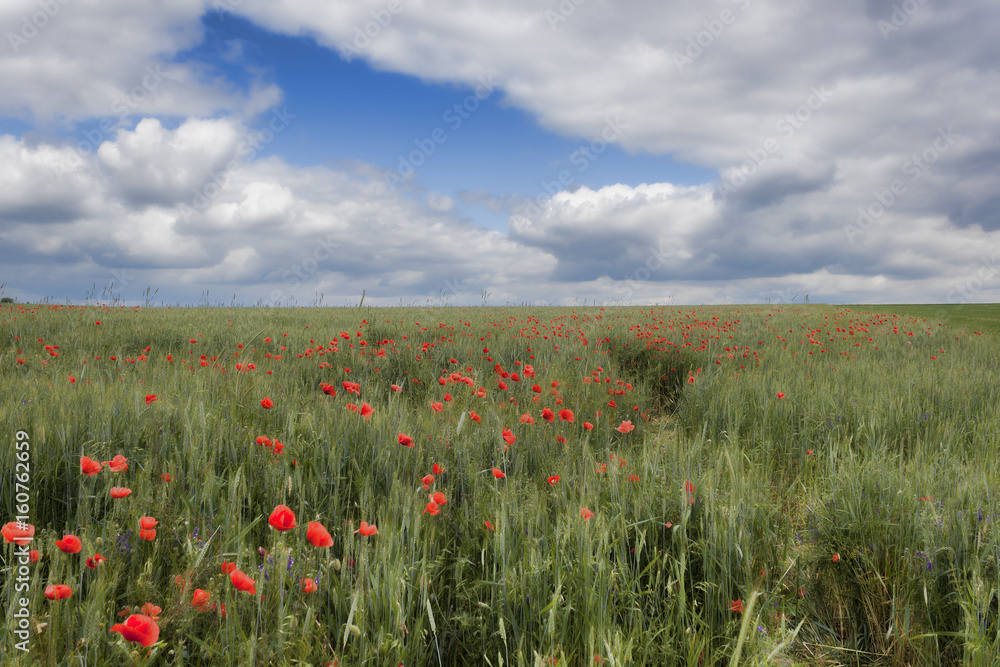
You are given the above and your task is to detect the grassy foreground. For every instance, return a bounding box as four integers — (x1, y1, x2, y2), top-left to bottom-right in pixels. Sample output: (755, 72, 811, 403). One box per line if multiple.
(1, 303, 998, 666)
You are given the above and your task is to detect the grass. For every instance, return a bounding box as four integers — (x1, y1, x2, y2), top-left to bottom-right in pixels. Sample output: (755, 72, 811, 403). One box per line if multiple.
(0, 302, 998, 666)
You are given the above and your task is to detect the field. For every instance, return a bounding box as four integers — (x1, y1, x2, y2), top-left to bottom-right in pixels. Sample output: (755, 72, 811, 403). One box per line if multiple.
(1, 302, 999, 666)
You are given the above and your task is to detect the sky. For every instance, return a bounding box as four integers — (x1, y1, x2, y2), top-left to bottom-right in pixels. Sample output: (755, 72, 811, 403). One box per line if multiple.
(0, 0, 998, 307)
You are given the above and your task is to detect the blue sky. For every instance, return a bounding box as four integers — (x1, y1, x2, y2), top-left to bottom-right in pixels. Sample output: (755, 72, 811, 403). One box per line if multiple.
(1, 1, 998, 306)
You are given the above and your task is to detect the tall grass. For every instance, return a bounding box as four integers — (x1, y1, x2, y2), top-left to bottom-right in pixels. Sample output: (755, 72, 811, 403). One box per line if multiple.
(0, 303, 997, 665)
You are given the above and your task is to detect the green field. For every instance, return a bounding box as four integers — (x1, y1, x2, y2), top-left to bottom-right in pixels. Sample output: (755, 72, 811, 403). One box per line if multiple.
(1, 303, 998, 666)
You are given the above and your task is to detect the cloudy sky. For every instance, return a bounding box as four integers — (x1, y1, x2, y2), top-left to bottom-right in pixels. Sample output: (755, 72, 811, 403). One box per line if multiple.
(1, 0, 997, 306)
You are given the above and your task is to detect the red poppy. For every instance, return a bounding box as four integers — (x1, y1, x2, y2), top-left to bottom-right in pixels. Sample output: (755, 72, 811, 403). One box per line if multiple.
(320, 383, 336, 396)
(776, 392, 785, 399)
(832, 553, 840, 562)
(615, 420, 634, 434)
(260, 397, 274, 409)
(685, 481, 696, 495)
(301, 578, 317, 593)
(432, 463, 444, 475)
(145, 394, 158, 405)
(269, 505, 298, 531)
(45, 584, 73, 600)
(307, 521, 334, 547)
(556, 436, 567, 444)
(110, 487, 132, 498)
(430, 491, 447, 506)
(491, 468, 506, 479)
(532, 384, 542, 393)
(421, 474, 435, 489)
(230, 569, 257, 594)
(355, 521, 378, 536)
(139, 516, 158, 541)
(731, 599, 744, 613)
(191, 589, 212, 609)
(583, 421, 594, 430)
(547, 475, 560, 485)
(580, 508, 594, 521)
(359, 402, 374, 420)
(2, 521, 36, 545)
(80, 456, 103, 476)
(431, 401, 444, 412)
(687, 376, 696, 385)
(141, 603, 161, 620)
(391, 384, 402, 392)
(398, 433, 414, 448)
(86, 552, 106, 568)
(110, 613, 159, 647)
(221, 560, 237, 574)
(520, 413, 535, 424)
(469, 410, 482, 423)
(484, 520, 495, 531)
(502, 429, 516, 445)
(423, 501, 440, 516)
(105, 454, 128, 472)
(55, 534, 82, 553)
(160, 472, 172, 482)
(68, 376, 76, 384)
(558, 409, 575, 422)
(30, 549, 41, 562)
(541, 408, 555, 422)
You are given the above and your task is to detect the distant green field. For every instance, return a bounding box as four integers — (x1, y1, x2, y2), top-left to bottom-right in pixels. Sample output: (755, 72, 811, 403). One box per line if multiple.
(1, 303, 998, 666)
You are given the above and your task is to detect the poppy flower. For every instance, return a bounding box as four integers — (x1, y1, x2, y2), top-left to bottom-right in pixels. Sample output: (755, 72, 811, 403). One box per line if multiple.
(160, 472, 172, 482)
(832, 553, 840, 563)
(391, 384, 402, 392)
(301, 578, 317, 593)
(105, 454, 128, 472)
(191, 589, 212, 609)
(502, 429, 516, 446)
(583, 422, 594, 430)
(110, 613, 159, 647)
(731, 599, 744, 613)
(355, 521, 378, 536)
(30, 549, 41, 562)
(320, 383, 336, 396)
(359, 402, 374, 420)
(423, 501, 440, 516)
(2, 521, 35, 546)
(260, 397, 274, 409)
(558, 409, 575, 422)
(431, 402, 444, 412)
(230, 569, 257, 594)
(145, 394, 158, 405)
(256, 435, 272, 448)
(220, 560, 237, 574)
(469, 410, 482, 423)
(139, 516, 158, 541)
(491, 468, 506, 479)
(432, 463, 444, 475)
(776, 392, 785, 399)
(398, 433, 414, 448)
(342, 380, 361, 395)
(520, 413, 535, 424)
(615, 420, 634, 434)
(421, 474, 435, 489)
(307, 521, 334, 547)
(68, 376, 76, 384)
(85, 552, 106, 568)
(45, 584, 73, 600)
(55, 534, 82, 553)
(430, 491, 447, 506)
(141, 603, 161, 620)
(685, 481, 696, 495)
(580, 508, 594, 521)
(80, 456, 103, 476)
(547, 475, 560, 485)
(541, 408, 555, 422)
(556, 435, 567, 444)
(268, 505, 298, 531)
(532, 384, 542, 393)
(484, 520, 495, 531)
(687, 376, 696, 385)
(110, 487, 132, 498)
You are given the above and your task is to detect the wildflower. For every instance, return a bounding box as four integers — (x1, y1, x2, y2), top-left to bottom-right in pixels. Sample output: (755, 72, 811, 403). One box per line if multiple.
(431, 402, 444, 412)
(776, 392, 785, 399)
(230, 570, 257, 594)
(191, 589, 212, 610)
(398, 433, 414, 448)
(484, 520, 495, 531)
(583, 422, 594, 430)
(685, 481, 696, 495)
(491, 468, 506, 479)
(556, 435, 567, 444)
(261, 397, 274, 409)
(30, 549, 41, 562)
(421, 474, 435, 490)
(268, 505, 298, 531)
(547, 475, 560, 485)
(221, 561, 237, 574)
(469, 410, 482, 423)
(580, 508, 594, 521)
(45, 584, 73, 600)
(80, 456, 103, 476)
(307, 521, 334, 548)
(432, 463, 444, 475)
(110, 487, 132, 498)
(160, 473, 172, 482)
(145, 394, 158, 405)
(391, 384, 402, 392)
(320, 383, 337, 396)
(541, 408, 555, 422)
(423, 501, 440, 516)
(85, 552, 106, 568)
(520, 413, 535, 424)
(430, 491, 447, 506)
(110, 614, 159, 647)
(141, 603, 161, 620)
(616, 420, 634, 434)
(301, 578, 317, 593)
(502, 428, 516, 446)
(359, 402, 374, 420)
(55, 534, 83, 553)
(105, 454, 128, 472)
(558, 409, 575, 422)
(355, 521, 378, 536)
(731, 599, 744, 613)
(832, 553, 840, 563)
